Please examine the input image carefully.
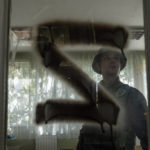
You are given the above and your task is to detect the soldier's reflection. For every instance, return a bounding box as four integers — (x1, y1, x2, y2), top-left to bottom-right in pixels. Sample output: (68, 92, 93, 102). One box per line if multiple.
(77, 47, 148, 150)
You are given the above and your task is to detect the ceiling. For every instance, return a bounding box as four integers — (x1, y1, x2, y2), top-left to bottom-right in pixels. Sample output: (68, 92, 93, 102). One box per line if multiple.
(10, 0, 145, 51)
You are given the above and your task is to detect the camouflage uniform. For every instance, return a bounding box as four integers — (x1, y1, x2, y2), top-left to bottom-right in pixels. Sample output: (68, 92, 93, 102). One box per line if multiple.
(77, 78, 148, 150)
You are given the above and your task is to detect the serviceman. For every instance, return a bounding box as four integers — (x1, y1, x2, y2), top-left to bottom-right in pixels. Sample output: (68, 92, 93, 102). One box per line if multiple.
(77, 47, 148, 150)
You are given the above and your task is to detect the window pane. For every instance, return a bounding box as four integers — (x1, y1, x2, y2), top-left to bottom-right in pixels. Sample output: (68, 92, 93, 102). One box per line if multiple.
(8, 0, 148, 150)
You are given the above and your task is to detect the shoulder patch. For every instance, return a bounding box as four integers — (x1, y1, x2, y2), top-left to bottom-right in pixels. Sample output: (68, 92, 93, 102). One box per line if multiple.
(115, 85, 130, 97)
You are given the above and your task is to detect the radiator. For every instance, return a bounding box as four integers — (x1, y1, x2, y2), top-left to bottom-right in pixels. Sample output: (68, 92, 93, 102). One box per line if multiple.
(36, 135, 57, 150)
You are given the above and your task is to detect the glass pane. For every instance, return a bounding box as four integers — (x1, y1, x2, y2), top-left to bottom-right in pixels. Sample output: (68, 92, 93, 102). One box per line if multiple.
(8, 0, 148, 150)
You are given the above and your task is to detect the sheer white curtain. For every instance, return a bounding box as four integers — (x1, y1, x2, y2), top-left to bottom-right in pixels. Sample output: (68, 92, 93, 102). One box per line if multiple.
(128, 51, 147, 98)
(8, 50, 147, 149)
(120, 51, 147, 99)
(8, 51, 99, 139)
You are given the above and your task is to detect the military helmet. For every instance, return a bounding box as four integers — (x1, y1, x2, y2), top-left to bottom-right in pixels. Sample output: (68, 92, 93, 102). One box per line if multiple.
(92, 47, 127, 74)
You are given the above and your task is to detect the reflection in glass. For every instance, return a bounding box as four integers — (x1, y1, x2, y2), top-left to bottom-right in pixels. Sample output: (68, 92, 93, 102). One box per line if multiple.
(8, 0, 147, 150)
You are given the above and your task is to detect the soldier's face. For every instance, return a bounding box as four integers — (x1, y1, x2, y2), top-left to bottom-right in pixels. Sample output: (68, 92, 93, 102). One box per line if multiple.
(99, 52, 121, 76)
